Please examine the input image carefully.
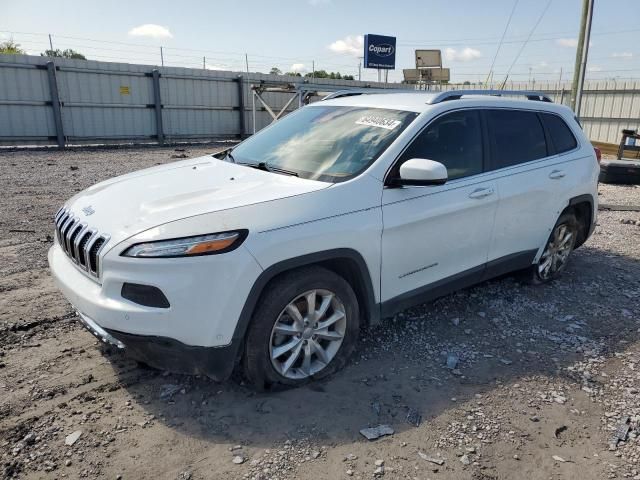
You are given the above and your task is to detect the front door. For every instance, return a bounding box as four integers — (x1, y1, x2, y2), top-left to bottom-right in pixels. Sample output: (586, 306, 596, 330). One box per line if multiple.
(380, 109, 498, 308)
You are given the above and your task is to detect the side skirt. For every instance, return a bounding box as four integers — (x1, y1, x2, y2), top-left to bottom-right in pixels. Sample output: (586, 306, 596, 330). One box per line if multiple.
(380, 250, 537, 319)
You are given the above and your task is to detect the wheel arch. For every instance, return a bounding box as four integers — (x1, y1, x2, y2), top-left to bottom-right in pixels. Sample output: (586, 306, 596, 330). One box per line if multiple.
(230, 249, 379, 359)
(565, 194, 595, 248)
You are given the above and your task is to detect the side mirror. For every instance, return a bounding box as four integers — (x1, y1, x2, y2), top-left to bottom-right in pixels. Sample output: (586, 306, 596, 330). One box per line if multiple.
(394, 158, 448, 186)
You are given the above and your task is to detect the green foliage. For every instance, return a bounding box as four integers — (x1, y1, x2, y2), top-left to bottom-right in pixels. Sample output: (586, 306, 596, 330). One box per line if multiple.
(304, 70, 354, 80)
(0, 39, 25, 54)
(41, 49, 87, 60)
(269, 67, 282, 75)
(284, 72, 302, 77)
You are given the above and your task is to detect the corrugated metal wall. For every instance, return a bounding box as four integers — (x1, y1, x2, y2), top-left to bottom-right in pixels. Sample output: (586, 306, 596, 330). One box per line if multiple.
(1, 54, 639, 146)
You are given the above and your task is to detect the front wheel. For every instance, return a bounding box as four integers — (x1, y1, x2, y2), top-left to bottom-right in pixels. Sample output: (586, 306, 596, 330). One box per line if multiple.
(243, 266, 360, 390)
(524, 212, 579, 284)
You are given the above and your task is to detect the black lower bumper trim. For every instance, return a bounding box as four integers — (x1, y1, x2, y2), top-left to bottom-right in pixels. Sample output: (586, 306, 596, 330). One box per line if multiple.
(104, 329, 239, 381)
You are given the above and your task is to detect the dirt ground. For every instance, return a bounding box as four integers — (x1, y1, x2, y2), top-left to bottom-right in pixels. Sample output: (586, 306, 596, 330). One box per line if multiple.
(1, 145, 639, 480)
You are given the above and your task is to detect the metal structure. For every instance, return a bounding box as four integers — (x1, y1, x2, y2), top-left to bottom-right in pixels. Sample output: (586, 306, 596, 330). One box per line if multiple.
(415, 50, 442, 69)
(1, 54, 639, 147)
(249, 81, 396, 133)
(617, 129, 640, 159)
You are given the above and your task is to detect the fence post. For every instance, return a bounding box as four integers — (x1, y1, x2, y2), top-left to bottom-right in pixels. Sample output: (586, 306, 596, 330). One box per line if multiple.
(151, 69, 164, 145)
(236, 75, 245, 138)
(46, 61, 65, 149)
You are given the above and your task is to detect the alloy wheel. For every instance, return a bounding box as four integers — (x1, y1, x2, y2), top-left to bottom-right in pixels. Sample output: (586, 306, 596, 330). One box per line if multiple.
(538, 223, 574, 280)
(269, 289, 347, 380)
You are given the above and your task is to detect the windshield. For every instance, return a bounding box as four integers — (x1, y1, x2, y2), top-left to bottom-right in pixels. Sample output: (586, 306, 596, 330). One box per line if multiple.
(230, 105, 417, 182)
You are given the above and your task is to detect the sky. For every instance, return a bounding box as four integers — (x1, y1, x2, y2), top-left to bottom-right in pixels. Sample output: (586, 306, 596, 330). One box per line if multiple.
(2, 0, 640, 84)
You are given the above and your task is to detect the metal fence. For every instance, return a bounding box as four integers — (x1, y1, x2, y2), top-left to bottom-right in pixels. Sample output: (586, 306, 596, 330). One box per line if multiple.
(1, 54, 639, 147)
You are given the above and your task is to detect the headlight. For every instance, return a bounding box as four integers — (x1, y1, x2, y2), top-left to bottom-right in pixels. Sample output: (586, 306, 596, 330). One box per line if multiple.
(122, 230, 247, 258)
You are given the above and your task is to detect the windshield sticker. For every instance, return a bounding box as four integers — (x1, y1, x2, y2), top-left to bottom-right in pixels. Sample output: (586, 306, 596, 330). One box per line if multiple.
(355, 116, 402, 130)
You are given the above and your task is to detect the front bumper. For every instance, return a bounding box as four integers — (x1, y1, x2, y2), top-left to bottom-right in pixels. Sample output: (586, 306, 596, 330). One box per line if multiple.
(75, 310, 237, 380)
(48, 239, 263, 379)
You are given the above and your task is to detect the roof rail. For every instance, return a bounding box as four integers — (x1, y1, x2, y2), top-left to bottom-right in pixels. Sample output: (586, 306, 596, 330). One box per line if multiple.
(427, 89, 553, 104)
(321, 88, 412, 100)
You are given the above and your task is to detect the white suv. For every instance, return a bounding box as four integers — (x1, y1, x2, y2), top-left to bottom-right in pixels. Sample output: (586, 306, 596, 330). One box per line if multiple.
(49, 90, 599, 389)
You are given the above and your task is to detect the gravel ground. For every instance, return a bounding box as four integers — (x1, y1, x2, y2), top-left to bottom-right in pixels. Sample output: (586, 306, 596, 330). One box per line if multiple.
(1, 146, 639, 480)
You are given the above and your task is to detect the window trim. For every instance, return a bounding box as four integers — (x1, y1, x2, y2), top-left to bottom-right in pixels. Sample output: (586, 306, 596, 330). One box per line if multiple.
(538, 111, 579, 157)
(484, 107, 550, 173)
(384, 107, 488, 187)
(384, 106, 582, 187)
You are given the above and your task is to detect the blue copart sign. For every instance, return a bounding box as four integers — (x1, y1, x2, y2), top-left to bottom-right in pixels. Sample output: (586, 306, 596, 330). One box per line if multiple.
(364, 34, 396, 70)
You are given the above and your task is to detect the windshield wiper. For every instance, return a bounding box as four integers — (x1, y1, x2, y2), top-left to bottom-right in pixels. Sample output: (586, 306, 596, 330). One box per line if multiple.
(239, 162, 298, 177)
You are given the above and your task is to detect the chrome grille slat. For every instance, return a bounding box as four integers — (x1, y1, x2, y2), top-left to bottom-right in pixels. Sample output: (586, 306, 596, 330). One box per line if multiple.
(60, 216, 76, 253)
(72, 223, 88, 264)
(79, 229, 97, 269)
(64, 218, 79, 254)
(53, 207, 109, 280)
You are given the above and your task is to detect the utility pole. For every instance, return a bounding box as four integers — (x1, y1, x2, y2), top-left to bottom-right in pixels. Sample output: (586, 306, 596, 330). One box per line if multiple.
(203, 56, 206, 69)
(312, 61, 315, 80)
(571, 0, 594, 116)
(48, 34, 54, 52)
(357, 58, 362, 81)
(160, 46, 164, 67)
(245, 53, 249, 75)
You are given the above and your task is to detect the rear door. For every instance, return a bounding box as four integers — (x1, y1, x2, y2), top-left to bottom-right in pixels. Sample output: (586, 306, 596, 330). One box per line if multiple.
(380, 109, 498, 306)
(485, 109, 577, 264)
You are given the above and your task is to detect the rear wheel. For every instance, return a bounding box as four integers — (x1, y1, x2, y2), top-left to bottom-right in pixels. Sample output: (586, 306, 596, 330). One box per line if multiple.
(523, 212, 579, 284)
(243, 266, 359, 389)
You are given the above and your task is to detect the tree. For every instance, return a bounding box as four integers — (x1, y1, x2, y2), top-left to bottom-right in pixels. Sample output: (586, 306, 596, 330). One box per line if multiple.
(284, 72, 302, 77)
(0, 39, 25, 54)
(41, 48, 87, 60)
(304, 70, 354, 80)
(269, 67, 282, 75)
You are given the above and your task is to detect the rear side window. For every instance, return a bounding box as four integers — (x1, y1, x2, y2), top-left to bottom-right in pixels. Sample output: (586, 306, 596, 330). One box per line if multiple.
(540, 113, 578, 153)
(486, 109, 547, 169)
(399, 110, 483, 180)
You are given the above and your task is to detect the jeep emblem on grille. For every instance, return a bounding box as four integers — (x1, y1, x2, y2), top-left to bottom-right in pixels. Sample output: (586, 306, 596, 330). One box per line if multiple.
(82, 205, 95, 216)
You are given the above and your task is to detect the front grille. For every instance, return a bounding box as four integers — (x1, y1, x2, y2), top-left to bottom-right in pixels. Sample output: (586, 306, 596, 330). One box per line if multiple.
(54, 207, 110, 278)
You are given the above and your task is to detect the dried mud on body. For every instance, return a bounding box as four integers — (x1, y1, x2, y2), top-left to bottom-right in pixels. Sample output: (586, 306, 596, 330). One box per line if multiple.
(1, 146, 640, 480)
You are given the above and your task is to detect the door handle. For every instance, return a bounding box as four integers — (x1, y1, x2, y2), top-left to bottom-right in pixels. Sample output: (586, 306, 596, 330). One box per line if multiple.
(549, 170, 566, 179)
(468, 187, 494, 199)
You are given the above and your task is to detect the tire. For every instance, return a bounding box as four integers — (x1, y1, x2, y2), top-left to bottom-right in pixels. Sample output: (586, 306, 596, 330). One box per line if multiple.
(521, 212, 579, 285)
(243, 266, 360, 390)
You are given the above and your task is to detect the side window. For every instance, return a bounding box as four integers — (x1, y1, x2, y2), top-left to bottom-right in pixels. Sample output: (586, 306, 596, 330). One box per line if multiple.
(399, 110, 483, 180)
(486, 109, 548, 169)
(540, 113, 578, 153)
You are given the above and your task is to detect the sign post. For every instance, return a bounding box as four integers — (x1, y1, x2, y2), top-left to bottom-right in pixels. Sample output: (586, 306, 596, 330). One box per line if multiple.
(364, 34, 396, 81)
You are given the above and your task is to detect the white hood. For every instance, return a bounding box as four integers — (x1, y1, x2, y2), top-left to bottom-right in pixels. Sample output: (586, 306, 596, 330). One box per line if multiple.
(64, 156, 329, 245)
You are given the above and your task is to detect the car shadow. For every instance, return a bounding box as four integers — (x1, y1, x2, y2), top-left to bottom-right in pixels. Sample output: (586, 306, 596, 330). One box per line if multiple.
(105, 243, 640, 447)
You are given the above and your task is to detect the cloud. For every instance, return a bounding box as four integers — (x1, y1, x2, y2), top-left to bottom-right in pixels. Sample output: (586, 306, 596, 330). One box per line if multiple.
(128, 24, 173, 39)
(588, 65, 602, 72)
(556, 38, 578, 48)
(329, 35, 364, 56)
(289, 63, 307, 73)
(612, 52, 633, 58)
(444, 47, 482, 62)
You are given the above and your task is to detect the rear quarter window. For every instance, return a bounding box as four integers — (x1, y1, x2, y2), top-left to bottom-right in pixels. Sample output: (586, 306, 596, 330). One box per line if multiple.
(540, 113, 578, 154)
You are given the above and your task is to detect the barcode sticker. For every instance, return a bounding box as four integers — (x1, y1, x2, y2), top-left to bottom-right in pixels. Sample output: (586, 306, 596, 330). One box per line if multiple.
(356, 116, 402, 130)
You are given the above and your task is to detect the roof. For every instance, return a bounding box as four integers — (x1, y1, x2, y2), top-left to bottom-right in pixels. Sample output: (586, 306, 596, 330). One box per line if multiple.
(315, 91, 573, 117)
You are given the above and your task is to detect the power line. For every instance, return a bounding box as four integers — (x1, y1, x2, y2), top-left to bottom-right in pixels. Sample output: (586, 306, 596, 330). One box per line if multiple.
(486, 0, 519, 85)
(501, 0, 554, 88)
